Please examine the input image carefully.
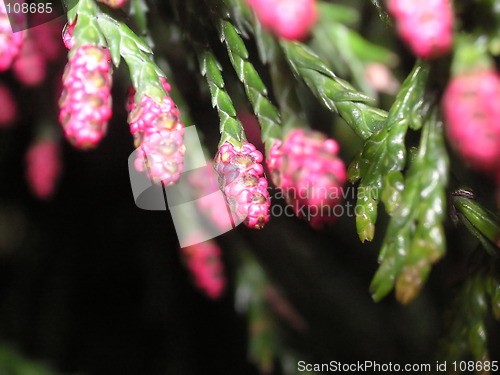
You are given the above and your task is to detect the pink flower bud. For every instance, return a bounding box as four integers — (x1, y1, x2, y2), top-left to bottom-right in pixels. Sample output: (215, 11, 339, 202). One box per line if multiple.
(25, 139, 62, 199)
(387, 0, 453, 59)
(246, 0, 317, 40)
(181, 240, 225, 299)
(59, 44, 113, 149)
(443, 69, 500, 172)
(62, 21, 76, 50)
(268, 129, 347, 229)
(12, 37, 46, 86)
(128, 80, 184, 186)
(215, 142, 270, 229)
(96, 0, 129, 8)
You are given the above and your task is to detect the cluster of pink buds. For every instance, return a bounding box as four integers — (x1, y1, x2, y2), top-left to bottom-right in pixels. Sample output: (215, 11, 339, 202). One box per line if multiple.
(443, 69, 500, 172)
(181, 240, 225, 299)
(127, 79, 185, 186)
(97, 0, 129, 8)
(387, 0, 453, 59)
(0, 1, 24, 71)
(267, 129, 347, 229)
(246, 0, 317, 40)
(59, 45, 113, 149)
(25, 139, 62, 199)
(215, 142, 270, 229)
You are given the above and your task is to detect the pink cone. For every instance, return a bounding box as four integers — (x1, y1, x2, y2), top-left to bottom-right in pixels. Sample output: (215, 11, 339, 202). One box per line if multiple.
(97, 0, 129, 8)
(246, 0, 317, 40)
(267, 129, 347, 229)
(387, 0, 453, 59)
(443, 69, 500, 172)
(25, 139, 62, 199)
(0, 83, 17, 127)
(181, 240, 225, 299)
(128, 79, 184, 186)
(215, 142, 270, 229)
(59, 44, 113, 149)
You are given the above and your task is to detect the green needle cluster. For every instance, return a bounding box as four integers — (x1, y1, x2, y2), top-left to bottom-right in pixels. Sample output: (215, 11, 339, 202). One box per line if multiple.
(280, 40, 388, 140)
(199, 50, 246, 147)
(211, 10, 282, 151)
(370, 110, 449, 304)
(349, 62, 429, 243)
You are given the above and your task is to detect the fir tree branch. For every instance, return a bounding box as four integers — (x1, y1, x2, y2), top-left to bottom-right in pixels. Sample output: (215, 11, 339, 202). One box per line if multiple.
(65, 0, 107, 49)
(97, 12, 167, 102)
(280, 40, 388, 140)
(349, 62, 429, 242)
(199, 50, 246, 147)
(252, 20, 308, 135)
(209, 9, 282, 151)
(370, 109, 449, 303)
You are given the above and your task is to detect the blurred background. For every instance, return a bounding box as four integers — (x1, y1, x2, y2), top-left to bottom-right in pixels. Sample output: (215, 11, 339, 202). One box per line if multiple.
(0, 1, 499, 374)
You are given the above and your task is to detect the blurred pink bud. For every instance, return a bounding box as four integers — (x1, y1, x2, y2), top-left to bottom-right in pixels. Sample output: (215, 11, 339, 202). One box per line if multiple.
(387, 0, 453, 59)
(246, 0, 317, 40)
(443, 69, 500, 172)
(0, 83, 17, 127)
(181, 240, 225, 299)
(25, 139, 62, 199)
(12, 37, 46, 86)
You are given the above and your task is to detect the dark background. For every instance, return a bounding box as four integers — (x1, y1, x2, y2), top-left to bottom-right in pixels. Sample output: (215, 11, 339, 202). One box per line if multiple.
(0, 1, 499, 374)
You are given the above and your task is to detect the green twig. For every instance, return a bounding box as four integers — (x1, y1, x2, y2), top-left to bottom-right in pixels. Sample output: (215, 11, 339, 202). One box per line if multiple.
(199, 50, 246, 147)
(370, 109, 449, 303)
(349, 62, 429, 242)
(210, 8, 282, 151)
(280, 40, 388, 140)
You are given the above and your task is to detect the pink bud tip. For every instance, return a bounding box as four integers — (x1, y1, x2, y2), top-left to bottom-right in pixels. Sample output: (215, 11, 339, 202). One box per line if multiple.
(96, 0, 129, 8)
(181, 240, 225, 299)
(25, 139, 62, 199)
